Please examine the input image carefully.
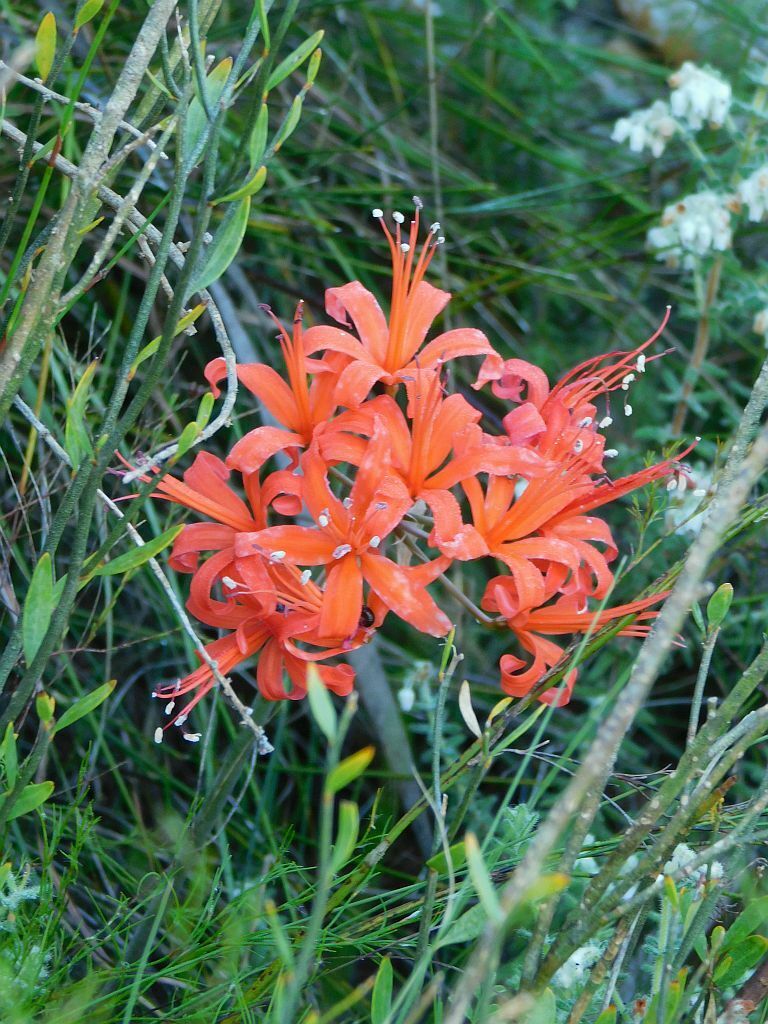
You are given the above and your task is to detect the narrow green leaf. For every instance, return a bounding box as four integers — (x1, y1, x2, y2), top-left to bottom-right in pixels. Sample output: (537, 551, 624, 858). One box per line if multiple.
(35, 12, 57, 81)
(188, 196, 251, 295)
(185, 57, 232, 160)
(74, 0, 105, 30)
(248, 104, 269, 168)
(213, 165, 267, 205)
(22, 553, 54, 665)
(465, 832, 503, 922)
(306, 664, 337, 742)
(306, 47, 322, 86)
(5, 781, 55, 821)
(426, 841, 467, 876)
(272, 94, 303, 153)
(714, 935, 768, 987)
(707, 582, 734, 631)
(691, 602, 705, 634)
(326, 746, 375, 795)
(0, 725, 18, 789)
(174, 422, 201, 460)
(256, 0, 270, 50)
(195, 392, 215, 431)
(53, 679, 116, 735)
(88, 524, 184, 578)
(266, 30, 324, 91)
(371, 956, 393, 1024)
(65, 359, 98, 470)
(721, 896, 768, 951)
(330, 800, 359, 875)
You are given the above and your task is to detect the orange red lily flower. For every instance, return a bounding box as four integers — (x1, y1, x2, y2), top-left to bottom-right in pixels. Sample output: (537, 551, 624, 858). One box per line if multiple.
(122, 201, 693, 738)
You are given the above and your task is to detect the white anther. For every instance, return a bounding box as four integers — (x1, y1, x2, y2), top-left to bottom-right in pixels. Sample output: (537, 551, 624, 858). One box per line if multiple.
(222, 576, 238, 590)
(413, 195, 423, 209)
(667, 478, 678, 491)
(154, 727, 163, 744)
(332, 544, 352, 559)
(300, 569, 312, 585)
(393, 211, 405, 224)
(183, 732, 202, 743)
(369, 535, 381, 549)
(175, 714, 188, 727)
(573, 439, 584, 454)
(637, 354, 647, 372)
(269, 550, 286, 562)
(164, 701, 176, 715)
(430, 221, 441, 233)
(318, 509, 330, 527)
(624, 404, 633, 416)
(400, 242, 411, 253)
(578, 417, 592, 428)
(605, 449, 619, 458)
(372, 208, 384, 218)
(436, 236, 446, 245)
(693, 488, 707, 497)
(599, 416, 613, 428)
(621, 373, 636, 389)
(375, 501, 388, 510)
(342, 497, 353, 509)
(174, 679, 182, 694)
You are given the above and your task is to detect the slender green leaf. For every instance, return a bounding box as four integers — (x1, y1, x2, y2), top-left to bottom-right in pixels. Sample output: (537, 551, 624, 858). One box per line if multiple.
(330, 800, 359, 875)
(465, 832, 503, 922)
(74, 0, 105, 30)
(65, 359, 98, 470)
(326, 747, 375, 795)
(272, 95, 303, 153)
(0, 725, 18, 789)
(88, 525, 184, 578)
(185, 57, 232, 159)
(266, 30, 324, 91)
(306, 664, 337, 742)
(35, 12, 57, 80)
(248, 104, 269, 168)
(53, 679, 116, 735)
(23, 553, 54, 665)
(188, 196, 251, 295)
(371, 957, 393, 1024)
(5, 781, 55, 821)
(213, 165, 267, 205)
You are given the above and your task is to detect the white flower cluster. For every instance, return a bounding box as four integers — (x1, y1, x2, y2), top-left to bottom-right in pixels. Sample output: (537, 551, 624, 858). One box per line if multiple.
(664, 843, 724, 886)
(611, 62, 732, 160)
(647, 191, 734, 267)
(611, 100, 676, 158)
(666, 464, 711, 537)
(668, 62, 732, 129)
(737, 164, 768, 222)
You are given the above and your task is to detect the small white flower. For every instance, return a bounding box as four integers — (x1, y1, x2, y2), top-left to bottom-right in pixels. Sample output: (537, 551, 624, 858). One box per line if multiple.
(647, 191, 733, 268)
(668, 62, 732, 130)
(397, 685, 416, 712)
(666, 463, 712, 537)
(737, 165, 768, 222)
(611, 100, 676, 158)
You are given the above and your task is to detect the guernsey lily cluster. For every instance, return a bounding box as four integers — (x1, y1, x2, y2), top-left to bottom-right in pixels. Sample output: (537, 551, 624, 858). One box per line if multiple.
(125, 201, 694, 737)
